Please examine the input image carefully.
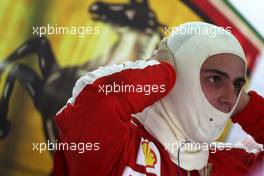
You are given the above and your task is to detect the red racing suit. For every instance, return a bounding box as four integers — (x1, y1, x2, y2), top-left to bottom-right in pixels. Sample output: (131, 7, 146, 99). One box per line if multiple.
(53, 60, 264, 176)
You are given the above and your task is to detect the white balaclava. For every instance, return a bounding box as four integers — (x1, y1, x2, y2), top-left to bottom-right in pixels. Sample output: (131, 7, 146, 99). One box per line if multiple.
(135, 22, 246, 170)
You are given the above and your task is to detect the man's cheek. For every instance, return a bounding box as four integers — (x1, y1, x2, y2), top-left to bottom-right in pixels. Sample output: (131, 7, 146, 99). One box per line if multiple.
(201, 84, 219, 109)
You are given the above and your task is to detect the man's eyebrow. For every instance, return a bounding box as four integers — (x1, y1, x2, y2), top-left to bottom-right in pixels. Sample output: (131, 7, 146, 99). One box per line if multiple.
(202, 68, 246, 83)
(201, 69, 229, 78)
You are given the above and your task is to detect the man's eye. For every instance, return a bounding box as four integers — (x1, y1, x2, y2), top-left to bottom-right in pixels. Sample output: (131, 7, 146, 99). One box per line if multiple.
(207, 76, 223, 87)
(234, 83, 243, 93)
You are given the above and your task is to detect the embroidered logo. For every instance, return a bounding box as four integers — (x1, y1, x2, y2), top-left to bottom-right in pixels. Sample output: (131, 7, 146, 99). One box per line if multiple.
(136, 138, 161, 176)
(141, 141, 157, 168)
(122, 138, 161, 176)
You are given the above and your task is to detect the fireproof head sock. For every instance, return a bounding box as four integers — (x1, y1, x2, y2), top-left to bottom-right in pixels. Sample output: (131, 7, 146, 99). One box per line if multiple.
(135, 22, 247, 170)
(163, 21, 246, 143)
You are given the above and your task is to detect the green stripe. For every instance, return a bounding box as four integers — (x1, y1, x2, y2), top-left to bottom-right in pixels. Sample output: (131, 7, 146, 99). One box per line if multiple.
(223, 0, 264, 43)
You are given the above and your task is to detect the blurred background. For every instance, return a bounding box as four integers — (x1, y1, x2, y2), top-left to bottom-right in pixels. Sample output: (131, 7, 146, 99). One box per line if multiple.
(0, 0, 263, 175)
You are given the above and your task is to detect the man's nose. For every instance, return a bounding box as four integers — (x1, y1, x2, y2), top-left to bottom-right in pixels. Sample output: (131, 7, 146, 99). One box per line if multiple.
(219, 83, 237, 112)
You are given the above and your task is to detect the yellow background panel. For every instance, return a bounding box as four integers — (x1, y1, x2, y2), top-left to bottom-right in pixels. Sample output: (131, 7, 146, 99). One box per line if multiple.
(0, 1, 206, 175)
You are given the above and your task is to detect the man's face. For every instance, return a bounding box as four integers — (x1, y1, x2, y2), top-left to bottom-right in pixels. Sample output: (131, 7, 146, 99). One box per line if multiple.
(200, 53, 246, 113)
